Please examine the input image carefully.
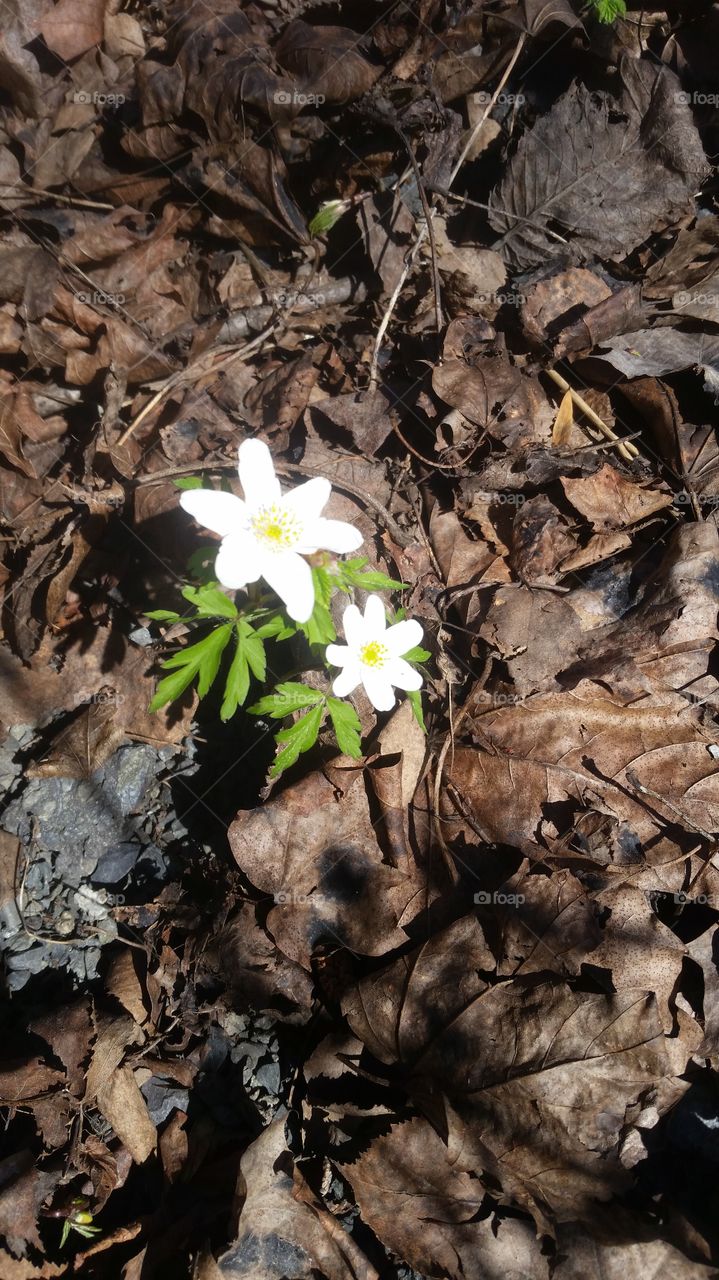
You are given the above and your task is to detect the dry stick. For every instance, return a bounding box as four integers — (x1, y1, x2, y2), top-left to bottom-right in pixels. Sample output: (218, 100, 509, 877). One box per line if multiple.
(546, 368, 640, 462)
(395, 124, 443, 334)
(368, 33, 526, 387)
(117, 325, 276, 446)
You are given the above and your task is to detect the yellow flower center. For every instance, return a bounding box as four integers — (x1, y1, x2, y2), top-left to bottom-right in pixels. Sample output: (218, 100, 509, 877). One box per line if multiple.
(359, 640, 388, 669)
(251, 503, 301, 551)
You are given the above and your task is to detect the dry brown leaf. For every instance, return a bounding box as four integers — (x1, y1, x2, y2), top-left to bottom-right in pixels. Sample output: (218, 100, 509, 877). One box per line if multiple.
(218, 1118, 377, 1280)
(29, 1000, 92, 1095)
(39, 0, 104, 60)
(0, 1155, 59, 1258)
(343, 916, 674, 1229)
(96, 1066, 156, 1165)
(228, 763, 423, 971)
(337, 1115, 545, 1280)
(552, 390, 574, 443)
(561, 463, 674, 529)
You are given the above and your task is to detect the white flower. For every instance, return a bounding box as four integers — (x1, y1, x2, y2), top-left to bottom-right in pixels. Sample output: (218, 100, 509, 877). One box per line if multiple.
(326, 594, 423, 712)
(179, 439, 363, 622)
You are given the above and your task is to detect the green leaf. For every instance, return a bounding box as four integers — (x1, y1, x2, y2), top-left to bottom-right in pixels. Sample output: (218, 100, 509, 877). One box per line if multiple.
(330, 557, 407, 592)
(327, 696, 362, 759)
(149, 625, 232, 711)
(407, 689, 427, 733)
(254, 614, 291, 639)
(174, 475, 204, 490)
(355, 568, 407, 591)
(239, 619, 266, 681)
(249, 682, 324, 719)
(220, 625, 250, 721)
(145, 609, 180, 622)
(403, 645, 431, 664)
(592, 0, 626, 21)
(271, 702, 325, 776)
(186, 546, 219, 582)
(308, 199, 348, 237)
(297, 569, 336, 646)
(181, 583, 238, 618)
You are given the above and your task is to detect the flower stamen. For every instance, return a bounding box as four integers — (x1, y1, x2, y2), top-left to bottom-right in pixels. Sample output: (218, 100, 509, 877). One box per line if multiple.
(359, 639, 389, 669)
(251, 503, 302, 551)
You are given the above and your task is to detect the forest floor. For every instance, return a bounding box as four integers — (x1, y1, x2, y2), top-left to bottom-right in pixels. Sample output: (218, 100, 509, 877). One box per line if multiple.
(2, 1, 719, 1277)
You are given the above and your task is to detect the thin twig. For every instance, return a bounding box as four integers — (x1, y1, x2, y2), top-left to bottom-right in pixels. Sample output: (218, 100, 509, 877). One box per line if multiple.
(369, 33, 526, 386)
(117, 326, 276, 446)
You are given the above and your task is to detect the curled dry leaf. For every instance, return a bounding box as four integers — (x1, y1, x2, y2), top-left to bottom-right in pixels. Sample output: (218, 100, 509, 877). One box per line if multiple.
(218, 1118, 377, 1280)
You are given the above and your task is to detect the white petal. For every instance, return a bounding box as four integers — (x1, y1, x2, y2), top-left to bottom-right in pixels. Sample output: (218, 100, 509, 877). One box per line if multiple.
(283, 476, 330, 521)
(262, 551, 314, 622)
(332, 662, 362, 698)
(385, 657, 423, 691)
(363, 593, 387, 636)
(215, 533, 263, 589)
(362, 669, 396, 711)
(306, 517, 363, 554)
(384, 618, 423, 657)
(326, 643, 351, 667)
(341, 603, 364, 648)
(238, 439, 281, 508)
(180, 488, 246, 537)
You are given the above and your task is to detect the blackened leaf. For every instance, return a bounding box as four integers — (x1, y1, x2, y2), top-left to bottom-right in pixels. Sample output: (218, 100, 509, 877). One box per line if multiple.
(489, 59, 709, 269)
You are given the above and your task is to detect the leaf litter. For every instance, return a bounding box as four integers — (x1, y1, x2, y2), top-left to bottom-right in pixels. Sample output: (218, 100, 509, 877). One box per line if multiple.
(2, 1, 719, 1277)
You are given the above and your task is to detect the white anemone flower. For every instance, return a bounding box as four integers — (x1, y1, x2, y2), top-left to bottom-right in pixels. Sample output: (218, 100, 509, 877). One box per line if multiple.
(179, 439, 363, 622)
(326, 594, 423, 711)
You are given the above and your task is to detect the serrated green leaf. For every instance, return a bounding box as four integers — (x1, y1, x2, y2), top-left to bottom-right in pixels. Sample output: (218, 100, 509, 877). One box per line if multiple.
(220, 626, 250, 721)
(327, 696, 362, 759)
(254, 614, 291, 639)
(249, 682, 324, 719)
(145, 609, 180, 622)
(150, 625, 232, 711)
(239, 619, 266, 681)
(149, 664, 198, 713)
(403, 645, 431, 663)
(355, 569, 407, 591)
(270, 701, 325, 776)
(407, 689, 426, 733)
(182, 583, 238, 618)
(592, 0, 626, 20)
(174, 475, 204, 490)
